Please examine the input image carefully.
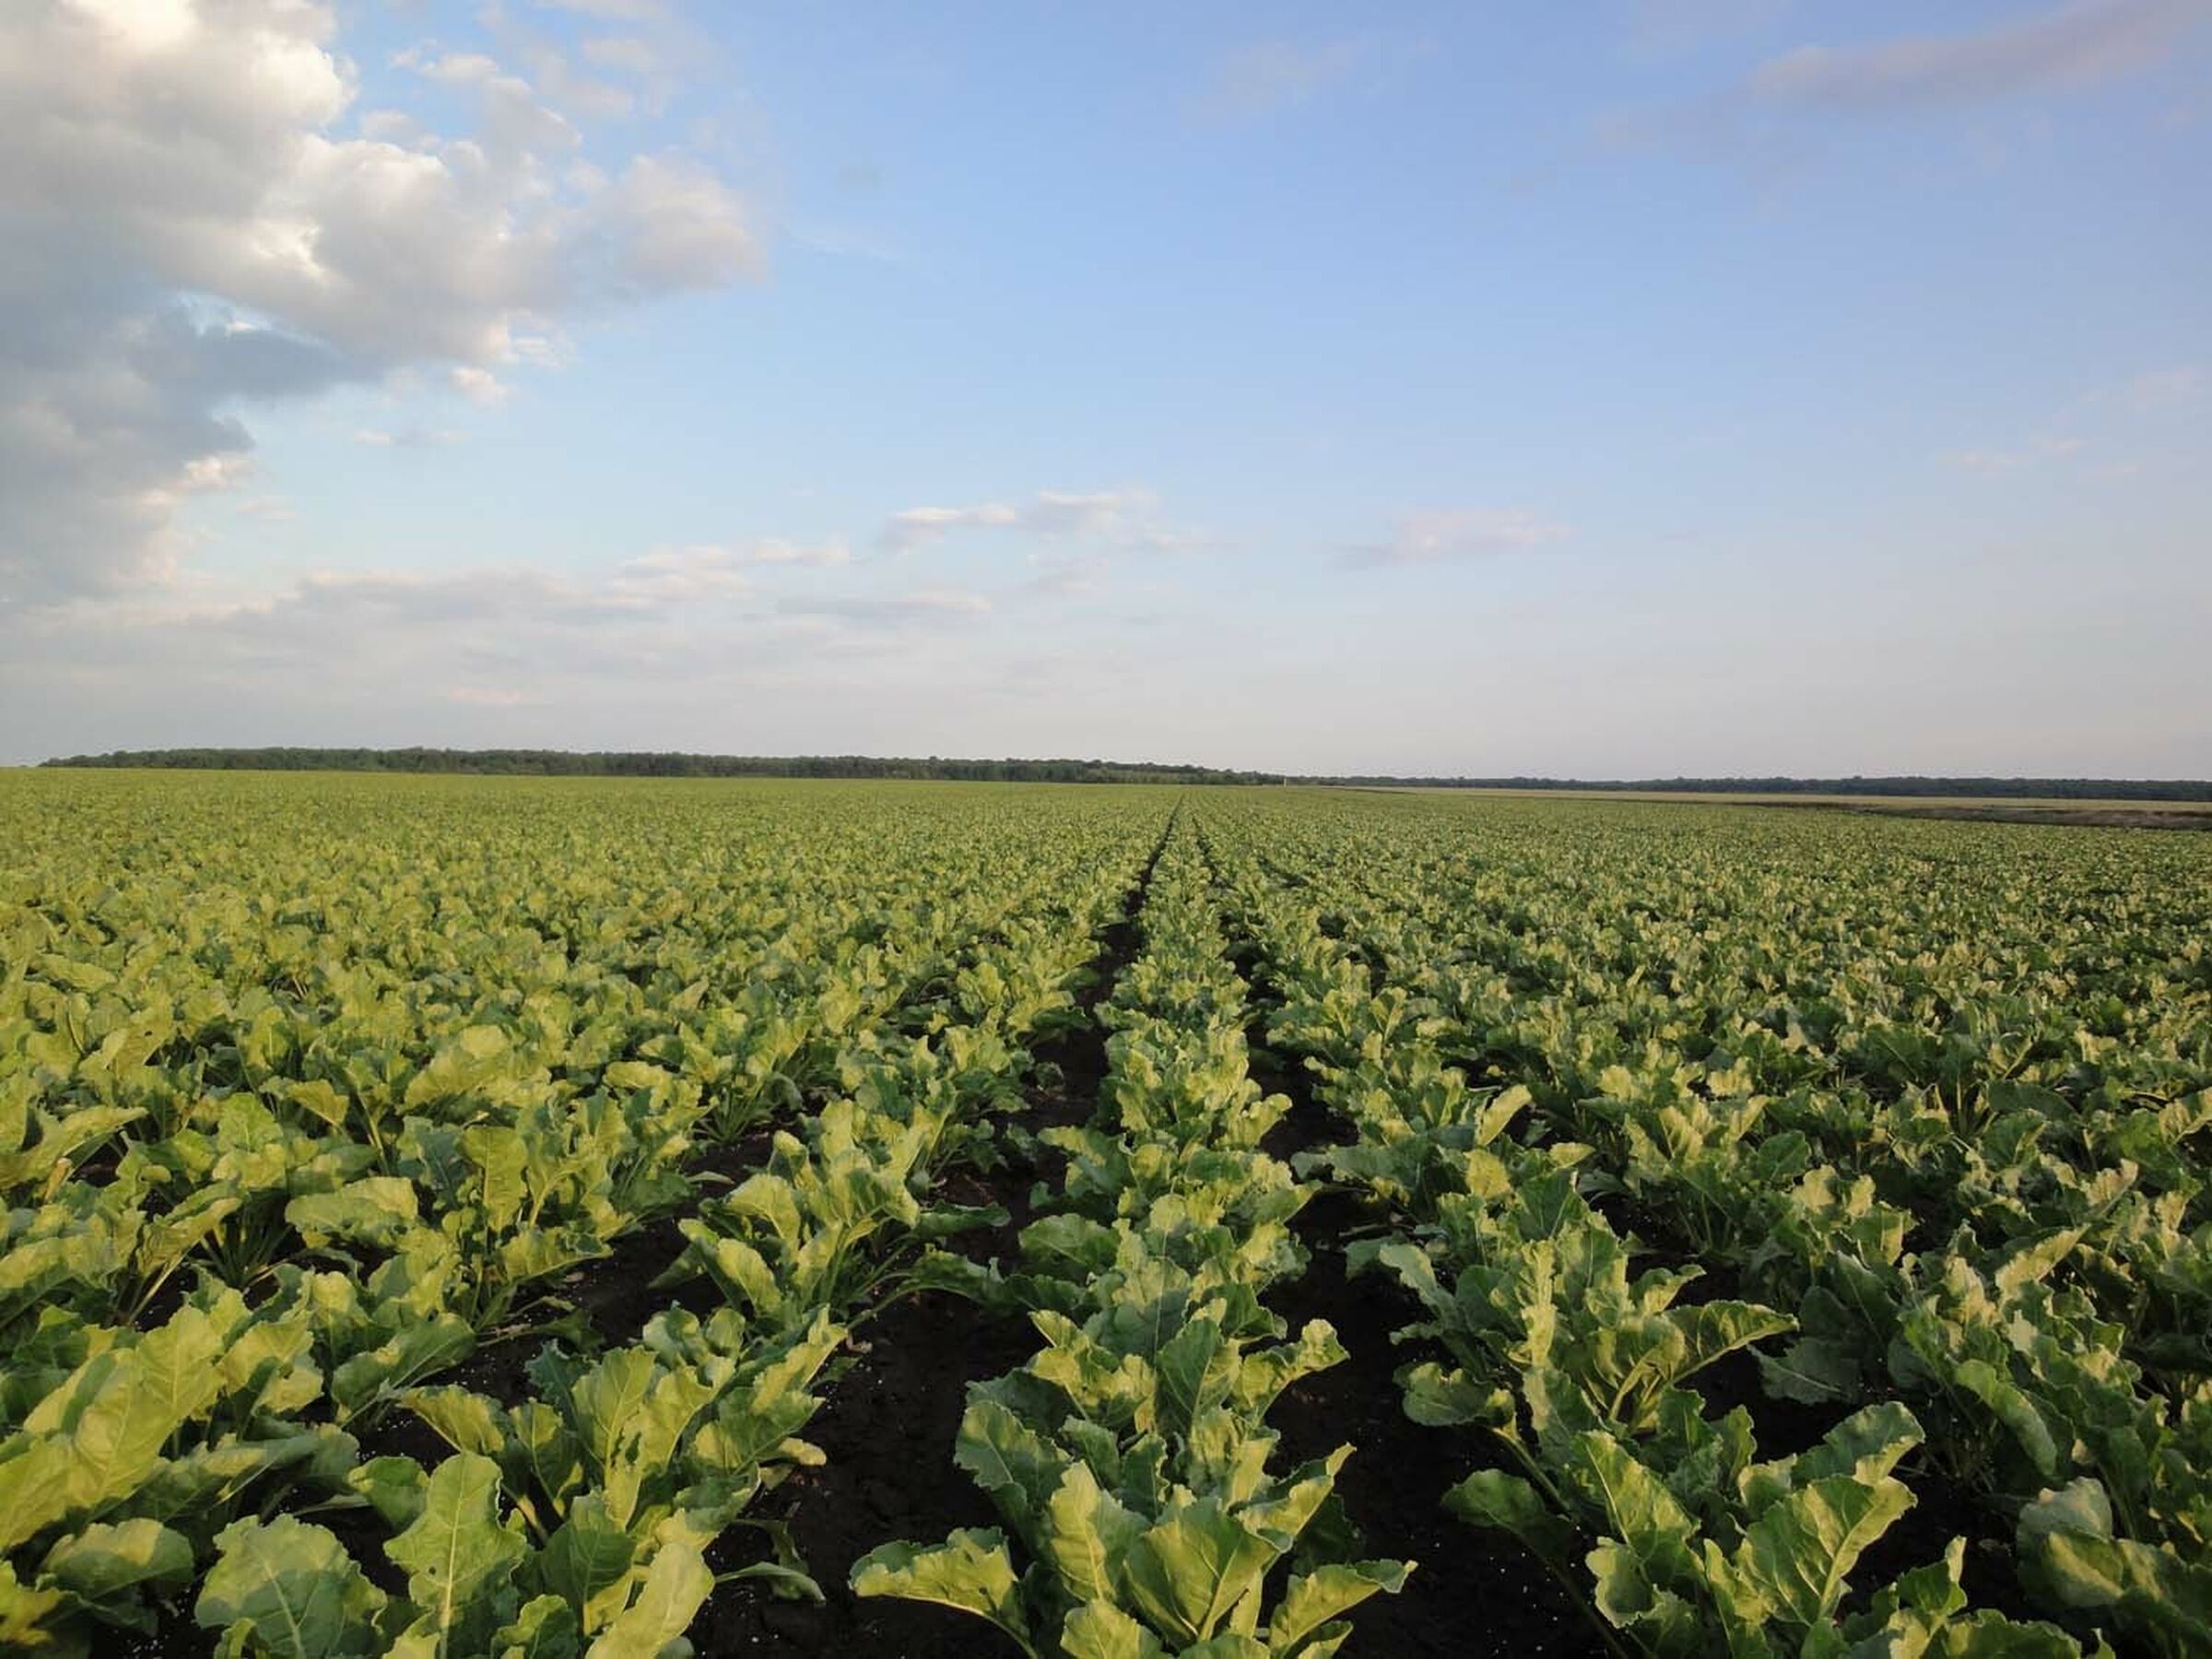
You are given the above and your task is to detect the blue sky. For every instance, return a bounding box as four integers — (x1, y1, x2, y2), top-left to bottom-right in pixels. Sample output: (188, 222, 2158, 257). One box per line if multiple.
(2, 0, 2206, 774)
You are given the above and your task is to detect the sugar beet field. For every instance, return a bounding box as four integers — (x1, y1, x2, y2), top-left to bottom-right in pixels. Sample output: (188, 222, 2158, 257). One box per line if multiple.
(3, 773, 2208, 1658)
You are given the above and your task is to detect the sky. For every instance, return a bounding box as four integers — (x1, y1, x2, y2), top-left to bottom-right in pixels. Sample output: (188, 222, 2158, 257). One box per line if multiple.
(2, 0, 2208, 777)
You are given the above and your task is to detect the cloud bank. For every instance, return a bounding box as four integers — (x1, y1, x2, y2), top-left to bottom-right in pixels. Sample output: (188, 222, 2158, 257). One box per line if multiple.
(0, 0, 757, 606)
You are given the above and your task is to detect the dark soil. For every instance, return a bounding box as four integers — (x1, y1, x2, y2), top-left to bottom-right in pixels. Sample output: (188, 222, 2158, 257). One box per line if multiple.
(693, 1291, 1041, 1656)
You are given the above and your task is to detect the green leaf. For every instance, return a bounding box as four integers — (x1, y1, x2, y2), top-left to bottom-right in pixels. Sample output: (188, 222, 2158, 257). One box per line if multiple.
(463, 1126, 530, 1235)
(584, 1543, 713, 1659)
(851, 1529, 1035, 1655)
(347, 1457, 429, 1532)
(195, 1517, 389, 1659)
(1731, 1475, 1915, 1631)
(1155, 1317, 1227, 1441)
(1951, 1360, 2061, 1482)
(0, 1560, 70, 1649)
(285, 1178, 420, 1249)
(1400, 1363, 1513, 1429)
(492, 1594, 582, 1659)
(404, 1386, 512, 1461)
(39, 1517, 193, 1603)
(1061, 1598, 1165, 1659)
(2018, 1479, 2212, 1649)
(11, 1303, 232, 1546)
(955, 1397, 1065, 1532)
(1741, 1402, 1923, 1517)
(1121, 1501, 1277, 1646)
(1573, 1432, 1696, 1563)
(1267, 1561, 1410, 1654)
(384, 1453, 527, 1646)
(1758, 1337, 1861, 1405)
(540, 1500, 637, 1635)
(1042, 1460, 1145, 1606)
(1443, 1470, 1574, 1565)
(406, 1026, 513, 1109)
(330, 1316, 475, 1418)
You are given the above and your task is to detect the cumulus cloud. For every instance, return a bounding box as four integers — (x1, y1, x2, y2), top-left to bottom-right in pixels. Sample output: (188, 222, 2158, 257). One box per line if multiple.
(612, 538, 849, 601)
(732, 537, 852, 568)
(879, 487, 1194, 553)
(882, 502, 1021, 549)
(0, 0, 759, 606)
(1, 542, 849, 752)
(1749, 0, 2206, 112)
(353, 425, 462, 450)
(1342, 509, 1571, 569)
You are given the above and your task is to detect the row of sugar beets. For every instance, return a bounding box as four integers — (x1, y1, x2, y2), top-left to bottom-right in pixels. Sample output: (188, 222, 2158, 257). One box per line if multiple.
(1206, 830, 2128, 1659)
(853, 819, 1414, 1657)
(1217, 798, 2212, 1659)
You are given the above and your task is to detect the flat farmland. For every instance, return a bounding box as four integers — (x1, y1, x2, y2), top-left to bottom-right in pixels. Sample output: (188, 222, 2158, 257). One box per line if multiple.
(3, 772, 2207, 1656)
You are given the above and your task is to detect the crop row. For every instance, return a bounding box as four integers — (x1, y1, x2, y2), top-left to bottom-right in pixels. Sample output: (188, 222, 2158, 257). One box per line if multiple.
(854, 820, 1412, 1655)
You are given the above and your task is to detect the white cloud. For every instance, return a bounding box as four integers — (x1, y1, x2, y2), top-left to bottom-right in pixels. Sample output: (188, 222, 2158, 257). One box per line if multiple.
(1749, 0, 2206, 112)
(353, 425, 461, 449)
(601, 538, 849, 604)
(1343, 508, 1572, 569)
(409, 51, 503, 87)
(0, 0, 759, 606)
(605, 546, 751, 608)
(359, 108, 423, 145)
(883, 502, 1021, 549)
(879, 487, 1189, 553)
(733, 537, 851, 568)
(449, 366, 512, 406)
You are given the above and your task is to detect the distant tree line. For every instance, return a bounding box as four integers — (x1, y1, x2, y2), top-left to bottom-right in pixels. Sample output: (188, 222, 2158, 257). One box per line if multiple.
(41, 747, 1286, 786)
(38, 752, 2212, 800)
(1305, 774, 2212, 801)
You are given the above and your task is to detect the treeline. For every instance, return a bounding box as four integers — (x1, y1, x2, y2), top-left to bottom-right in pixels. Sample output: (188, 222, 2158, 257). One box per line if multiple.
(42, 747, 1284, 786)
(39, 751, 2212, 800)
(1312, 774, 2212, 801)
